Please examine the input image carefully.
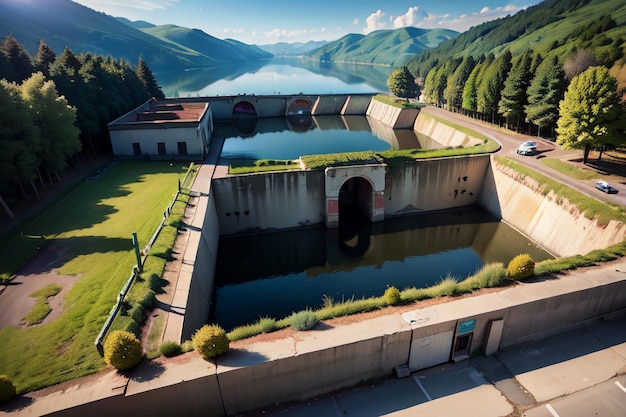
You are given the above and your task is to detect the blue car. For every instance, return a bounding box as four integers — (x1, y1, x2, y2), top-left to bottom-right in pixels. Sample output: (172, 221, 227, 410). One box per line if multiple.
(595, 180, 618, 194)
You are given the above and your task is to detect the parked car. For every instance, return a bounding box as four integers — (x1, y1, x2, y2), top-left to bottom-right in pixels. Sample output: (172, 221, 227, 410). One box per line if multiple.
(516, 141, 537, 155)
(595, 180, 618, 194)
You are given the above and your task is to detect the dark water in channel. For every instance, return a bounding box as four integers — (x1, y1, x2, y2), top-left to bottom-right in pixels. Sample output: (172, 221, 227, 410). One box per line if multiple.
(216, 115, 443, 161)
(210, 206, 553, 331)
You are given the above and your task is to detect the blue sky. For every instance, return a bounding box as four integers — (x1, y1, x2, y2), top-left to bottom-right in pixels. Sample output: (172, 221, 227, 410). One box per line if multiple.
(74, 0, 542, 44)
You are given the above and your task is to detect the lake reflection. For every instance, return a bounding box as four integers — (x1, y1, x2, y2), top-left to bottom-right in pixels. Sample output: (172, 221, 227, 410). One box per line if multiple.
(217, 115, 442, 161)
(156, 58, 393, 97)
(211, 206, 553, 331)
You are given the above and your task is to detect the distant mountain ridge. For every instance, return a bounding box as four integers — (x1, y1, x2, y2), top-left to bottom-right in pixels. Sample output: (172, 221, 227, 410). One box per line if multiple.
(257, 41, 329, 57)
(304, 27, 459, 67)
(0, 0, 270, 72)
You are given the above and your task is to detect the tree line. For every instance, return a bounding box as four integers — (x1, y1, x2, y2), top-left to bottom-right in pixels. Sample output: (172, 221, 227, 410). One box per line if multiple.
(415, 46, 626, 163)
(0, 35, 164, 221)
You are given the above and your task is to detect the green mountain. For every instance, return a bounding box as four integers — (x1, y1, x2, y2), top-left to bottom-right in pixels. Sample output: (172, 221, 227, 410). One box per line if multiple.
(140, 24, 271, 68)
(304, 27, 459, 67)
(0, 0, 270, 72)
(407, 0, 626, 78)
(257, 41, 329, 57)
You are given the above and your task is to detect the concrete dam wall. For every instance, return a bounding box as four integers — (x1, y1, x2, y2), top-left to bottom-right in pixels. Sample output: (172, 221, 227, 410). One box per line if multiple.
(479, 159, 626, 257)
(212, 155, 491, 235)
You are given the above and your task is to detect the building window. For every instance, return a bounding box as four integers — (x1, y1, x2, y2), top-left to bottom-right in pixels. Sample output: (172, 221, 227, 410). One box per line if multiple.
(177, 141, 188, 155)
(157, 142, 166, 155)
(132, 142, 141, 156)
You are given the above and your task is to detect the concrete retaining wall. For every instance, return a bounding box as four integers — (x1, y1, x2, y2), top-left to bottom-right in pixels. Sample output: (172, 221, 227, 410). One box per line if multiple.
(212, 157, 491, 234)
(385, 155, 490, 216)
(479, 159, 626, 256)
(413, 113, 483, 148)
(54, 268, 626, 417)
(181, 191, 220, 340)
(218, 314, 411, 415)
(212, 170, 326, 235)
(366, 99, 419, 129)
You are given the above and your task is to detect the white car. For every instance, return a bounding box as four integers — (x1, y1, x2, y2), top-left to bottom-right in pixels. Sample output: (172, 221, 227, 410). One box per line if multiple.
(516, 141, 537, 155)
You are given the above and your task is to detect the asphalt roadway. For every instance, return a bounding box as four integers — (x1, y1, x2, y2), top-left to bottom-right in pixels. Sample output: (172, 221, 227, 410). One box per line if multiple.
(242, 312, 626, 417)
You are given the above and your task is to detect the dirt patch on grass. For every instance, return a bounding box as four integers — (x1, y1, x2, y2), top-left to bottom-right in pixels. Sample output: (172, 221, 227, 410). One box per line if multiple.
(0, 241, 81, 329)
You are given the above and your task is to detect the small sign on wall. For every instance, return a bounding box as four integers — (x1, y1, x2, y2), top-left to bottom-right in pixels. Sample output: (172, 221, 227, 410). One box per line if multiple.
(457, 319, 475, 335)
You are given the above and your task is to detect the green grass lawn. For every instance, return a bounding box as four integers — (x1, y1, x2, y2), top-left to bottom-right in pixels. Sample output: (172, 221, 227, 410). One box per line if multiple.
(0, 161, 190, 393)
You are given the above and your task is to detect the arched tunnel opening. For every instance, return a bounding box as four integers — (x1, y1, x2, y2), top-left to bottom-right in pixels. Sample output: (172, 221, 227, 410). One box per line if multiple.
(337, 177, 373, 257)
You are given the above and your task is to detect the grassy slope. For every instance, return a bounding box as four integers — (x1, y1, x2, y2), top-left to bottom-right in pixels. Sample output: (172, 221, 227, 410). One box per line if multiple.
(496, 0, 626, 58)
(0, 161, 189, 393)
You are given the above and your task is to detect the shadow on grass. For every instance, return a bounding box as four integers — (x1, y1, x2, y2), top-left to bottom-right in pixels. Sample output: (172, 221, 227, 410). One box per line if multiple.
(15, 235, 135, 275)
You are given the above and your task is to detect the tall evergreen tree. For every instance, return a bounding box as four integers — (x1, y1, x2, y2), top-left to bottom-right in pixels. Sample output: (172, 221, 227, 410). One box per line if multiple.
(556, 66, 624, 163)
(444, 56, 475, 112)
(498, 51, 533, 131)
(462, 56, 493, 117)
(477, 51, 512, 123)
(136, 57, 164, 99)
(33, 39, 56, 77)
(0, 35, 34, 82)
(525, 55, 567, 138)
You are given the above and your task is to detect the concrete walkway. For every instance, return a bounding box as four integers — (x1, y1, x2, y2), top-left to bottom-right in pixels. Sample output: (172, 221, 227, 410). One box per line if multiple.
(159, 137, 225, 344)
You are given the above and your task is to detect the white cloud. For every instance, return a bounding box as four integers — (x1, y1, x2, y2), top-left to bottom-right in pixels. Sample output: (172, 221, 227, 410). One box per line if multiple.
(364, 10, 388, 34)
(393, 6, 422, 29)
(353, 18, 359, 25)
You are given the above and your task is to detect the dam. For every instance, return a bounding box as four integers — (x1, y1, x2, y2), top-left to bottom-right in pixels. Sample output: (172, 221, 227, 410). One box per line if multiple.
(125, 93, 625, 342)
(93, 93, 626, 417)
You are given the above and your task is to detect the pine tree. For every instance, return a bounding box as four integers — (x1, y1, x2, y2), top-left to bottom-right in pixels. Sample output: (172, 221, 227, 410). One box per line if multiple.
(136, 57, 164, 99)
(498, 51, 533, 131)
(525, 55, 567, 138)
(444, 56, 475, 112)
(33, 40, 56, 77)
(478, 51, 511, 123)
(0, 35, 34, 82)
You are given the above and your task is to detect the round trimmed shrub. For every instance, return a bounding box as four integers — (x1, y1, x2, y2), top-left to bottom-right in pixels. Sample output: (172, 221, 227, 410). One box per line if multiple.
(384, 286, 401, 305)
(103, 330, 143, 370)
(159, 340, 182, 358)
(290, 310, 319, 331)
(0, 375, 16, 404)
(506, 253, 535, 280)
(192, 324, 230, 360)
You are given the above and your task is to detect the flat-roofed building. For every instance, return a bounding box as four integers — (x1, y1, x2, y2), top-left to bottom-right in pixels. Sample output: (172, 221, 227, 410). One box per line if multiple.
(108, 98, 213, 160)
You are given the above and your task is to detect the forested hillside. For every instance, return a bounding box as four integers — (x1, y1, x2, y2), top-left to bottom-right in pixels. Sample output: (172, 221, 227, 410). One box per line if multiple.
(305, 27, 458, 67)
(0, 0, 271, 72)
(0, 35, 163, 220)
(409, 0, 626, 161)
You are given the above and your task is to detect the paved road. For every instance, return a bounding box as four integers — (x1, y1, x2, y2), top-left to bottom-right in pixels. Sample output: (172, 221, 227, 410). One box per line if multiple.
(421, 106, 626, 207)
